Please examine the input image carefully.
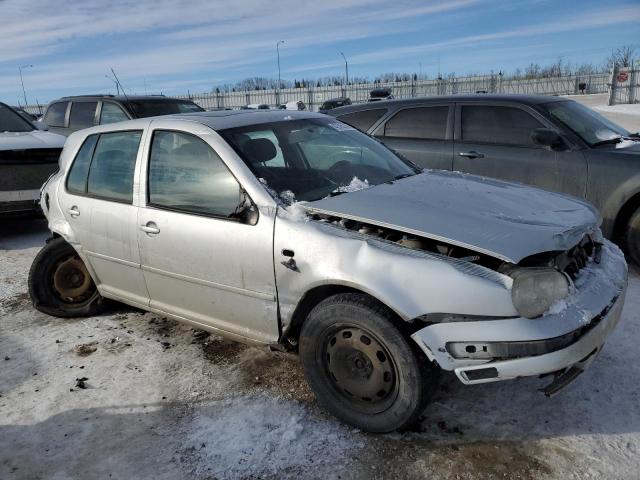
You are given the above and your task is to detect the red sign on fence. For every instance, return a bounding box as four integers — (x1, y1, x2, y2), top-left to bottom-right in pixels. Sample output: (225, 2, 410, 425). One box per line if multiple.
(617, 71, 629, 83)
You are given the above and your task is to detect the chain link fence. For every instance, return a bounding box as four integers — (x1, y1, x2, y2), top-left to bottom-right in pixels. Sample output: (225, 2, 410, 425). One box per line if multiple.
(19, 71, 614, 114)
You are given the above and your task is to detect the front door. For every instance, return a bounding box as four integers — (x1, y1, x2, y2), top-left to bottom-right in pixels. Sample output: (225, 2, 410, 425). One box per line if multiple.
(136, 121, 278, 343)
(59, 129, 149, 307)
(453, 103, 587, 198)
(376, 104, 454, 171)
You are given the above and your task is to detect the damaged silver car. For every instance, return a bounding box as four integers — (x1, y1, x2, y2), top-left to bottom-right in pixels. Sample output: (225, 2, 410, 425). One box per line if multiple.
(31, 110, 628, 432)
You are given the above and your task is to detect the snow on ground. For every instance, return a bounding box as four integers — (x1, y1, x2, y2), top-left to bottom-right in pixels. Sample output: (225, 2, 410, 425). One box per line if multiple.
(594, 103, 640, 116)
(2, 217, 640, 480)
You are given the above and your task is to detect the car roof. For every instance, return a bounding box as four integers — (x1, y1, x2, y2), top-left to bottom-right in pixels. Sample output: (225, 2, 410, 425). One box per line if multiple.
(172, 109, 326, 130)
(53, 95, 195, 103)
(328, 94, 568, 115)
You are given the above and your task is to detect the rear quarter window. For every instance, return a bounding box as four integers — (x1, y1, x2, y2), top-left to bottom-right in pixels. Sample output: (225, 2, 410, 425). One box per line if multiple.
(44, 102, 68, 127)
(336, 108, 387, 132)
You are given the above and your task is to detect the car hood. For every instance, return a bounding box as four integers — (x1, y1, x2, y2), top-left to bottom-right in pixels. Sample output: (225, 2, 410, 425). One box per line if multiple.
(304, 171, 600, 263)
(0, 130, 66, 150)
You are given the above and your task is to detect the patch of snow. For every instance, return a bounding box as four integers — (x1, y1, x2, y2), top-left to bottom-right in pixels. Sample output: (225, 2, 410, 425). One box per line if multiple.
(595, 103, 640, 116)
(258, 177, 279, 199)
(616, 139, 640, 149)
(283, 201, 310, 222)
(279, 189, 296, 205)
(333, 176, 370, 194)
(184, 395, 362, 478)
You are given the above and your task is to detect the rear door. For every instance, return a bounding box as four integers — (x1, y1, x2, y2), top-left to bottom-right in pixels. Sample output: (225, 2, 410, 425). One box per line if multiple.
(453, 103, 587, 197)
(374, 104, 454, 170)
(59, 129, 150, 307)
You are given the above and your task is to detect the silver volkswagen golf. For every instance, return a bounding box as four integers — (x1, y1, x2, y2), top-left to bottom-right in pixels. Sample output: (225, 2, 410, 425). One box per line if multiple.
(31, 110, 627, 432)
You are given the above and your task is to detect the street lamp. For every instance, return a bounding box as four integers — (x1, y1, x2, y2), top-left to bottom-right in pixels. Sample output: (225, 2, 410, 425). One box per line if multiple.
(277, 40, 285, 90)
(340, 52, 349, 86)
(19, 64, 33, 107)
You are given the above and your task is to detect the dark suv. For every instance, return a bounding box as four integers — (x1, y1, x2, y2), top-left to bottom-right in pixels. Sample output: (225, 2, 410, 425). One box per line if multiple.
(42, 95, 204, 136)
(329, 94, 640, 263)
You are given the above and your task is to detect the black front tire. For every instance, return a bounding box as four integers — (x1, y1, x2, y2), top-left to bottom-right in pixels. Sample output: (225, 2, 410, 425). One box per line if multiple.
(624, 208, 640, 267)
(28, 237, 104, 318)
(299, 293, 439, 433)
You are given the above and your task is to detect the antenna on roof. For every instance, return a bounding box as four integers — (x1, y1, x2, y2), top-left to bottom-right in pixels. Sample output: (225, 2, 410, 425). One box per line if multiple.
(110, 68, 129, 102)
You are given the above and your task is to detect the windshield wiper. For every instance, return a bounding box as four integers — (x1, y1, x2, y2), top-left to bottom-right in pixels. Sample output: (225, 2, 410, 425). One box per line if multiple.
(393, 173, 414, 181)
(591, 136, 623, 147)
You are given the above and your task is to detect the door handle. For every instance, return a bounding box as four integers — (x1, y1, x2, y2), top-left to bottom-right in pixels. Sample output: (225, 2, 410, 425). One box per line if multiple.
(68, 206, 80, 218)
(459, 151, 485, 159)
(140, 222, 160, 235)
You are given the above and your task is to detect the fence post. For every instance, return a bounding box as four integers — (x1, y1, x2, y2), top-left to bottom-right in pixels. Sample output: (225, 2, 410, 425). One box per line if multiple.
(607, 67, 617, 106)
(629, 66, 637, 104)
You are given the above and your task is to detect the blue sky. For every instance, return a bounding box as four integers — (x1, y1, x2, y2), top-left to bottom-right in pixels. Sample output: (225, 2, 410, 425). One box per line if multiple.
(0, 0, 638, 105)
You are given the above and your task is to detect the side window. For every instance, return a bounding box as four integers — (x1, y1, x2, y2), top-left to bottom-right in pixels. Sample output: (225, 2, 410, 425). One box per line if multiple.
(66, 135, 99, 194)
(100, 103, 129, 125)
(461, 105, 543, 146)
(148, 130, 241, 217)
(44, 102, 68, 127)
(336, 109, 387, 132)
(87, 131, 142, 202)
(69, 102, 98, 130)
(384, 106, 448, 140)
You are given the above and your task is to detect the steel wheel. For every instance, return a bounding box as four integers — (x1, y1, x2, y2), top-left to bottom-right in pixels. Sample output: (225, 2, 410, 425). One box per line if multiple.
(323, 325, 399, 414)
(52, 255, 95, 304)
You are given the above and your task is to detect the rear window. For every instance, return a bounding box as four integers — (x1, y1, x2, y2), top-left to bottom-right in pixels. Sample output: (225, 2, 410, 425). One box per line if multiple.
(384, 106, 448, 140)
(125, 99, 204, 118)
(336, 109, 387, 132)
(44, 102, 68, 127)
(69, 102, 97, 130)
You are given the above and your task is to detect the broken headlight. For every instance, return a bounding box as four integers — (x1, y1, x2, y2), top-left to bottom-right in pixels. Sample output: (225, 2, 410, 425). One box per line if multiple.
(511, 268, 570, 319)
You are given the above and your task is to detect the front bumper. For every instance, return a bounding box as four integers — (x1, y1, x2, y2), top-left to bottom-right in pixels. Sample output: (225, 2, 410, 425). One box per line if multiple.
(411, 240, 628, 387)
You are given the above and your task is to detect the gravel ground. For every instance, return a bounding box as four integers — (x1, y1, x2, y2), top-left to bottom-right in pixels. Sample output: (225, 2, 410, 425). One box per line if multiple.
(2, 101, 640, 480)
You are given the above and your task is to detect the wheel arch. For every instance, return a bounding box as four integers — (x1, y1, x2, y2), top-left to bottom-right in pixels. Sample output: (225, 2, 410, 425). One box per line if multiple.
(612, 190, 640, 245)
(283, 283, 418, 347)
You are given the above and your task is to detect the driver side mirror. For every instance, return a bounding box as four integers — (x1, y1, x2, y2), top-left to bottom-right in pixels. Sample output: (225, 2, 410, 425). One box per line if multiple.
(531, 128, 564, 150)
(32, 120, 48, 131)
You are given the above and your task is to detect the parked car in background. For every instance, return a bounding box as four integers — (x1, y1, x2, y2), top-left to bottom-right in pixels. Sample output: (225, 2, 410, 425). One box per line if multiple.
(0, 102, 65, 214)
(319, 97, 351, 113)
(41, 94, 204, 136)
(368, 87, 393, 102)
(243, 103, 270, 110)
(329, 95, 640, 263)
(32, 110, 626, 432)
(14, 107, 39, 122)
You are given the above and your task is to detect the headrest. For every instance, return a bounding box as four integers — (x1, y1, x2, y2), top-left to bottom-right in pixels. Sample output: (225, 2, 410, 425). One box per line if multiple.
(242, 138, 277, 164)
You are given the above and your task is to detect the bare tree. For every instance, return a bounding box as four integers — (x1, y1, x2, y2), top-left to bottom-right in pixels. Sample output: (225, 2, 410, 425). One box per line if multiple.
(607, 45, 636, 69)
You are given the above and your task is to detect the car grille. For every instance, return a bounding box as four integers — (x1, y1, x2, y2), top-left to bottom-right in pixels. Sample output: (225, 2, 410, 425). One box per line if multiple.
(0, 148, 62, 165)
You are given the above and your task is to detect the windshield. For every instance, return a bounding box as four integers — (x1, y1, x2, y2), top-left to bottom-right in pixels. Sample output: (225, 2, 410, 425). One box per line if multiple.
(125, 99, 204, 118)
(542, 100, 630, 146)
(220, 118, 418, 202)
(0, 103, 34, 132)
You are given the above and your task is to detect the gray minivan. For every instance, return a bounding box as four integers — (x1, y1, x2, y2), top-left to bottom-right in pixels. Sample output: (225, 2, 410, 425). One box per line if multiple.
(42, 95, 204, 137)
(329, 95, 640, 263)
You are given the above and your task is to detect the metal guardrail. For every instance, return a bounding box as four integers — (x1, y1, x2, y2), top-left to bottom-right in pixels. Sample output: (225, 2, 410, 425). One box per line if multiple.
(19, 72, 614, 114)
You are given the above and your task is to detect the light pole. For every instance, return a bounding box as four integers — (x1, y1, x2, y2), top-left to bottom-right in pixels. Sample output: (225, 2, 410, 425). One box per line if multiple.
(19, 64, 33, 107)
(340, 52, 349, 86)
(277, 40, 285, 90)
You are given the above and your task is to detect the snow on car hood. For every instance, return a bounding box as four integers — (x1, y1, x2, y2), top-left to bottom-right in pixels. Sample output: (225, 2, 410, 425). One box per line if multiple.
(0, 130, 66, 151)
(304, 171, 600, 263)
